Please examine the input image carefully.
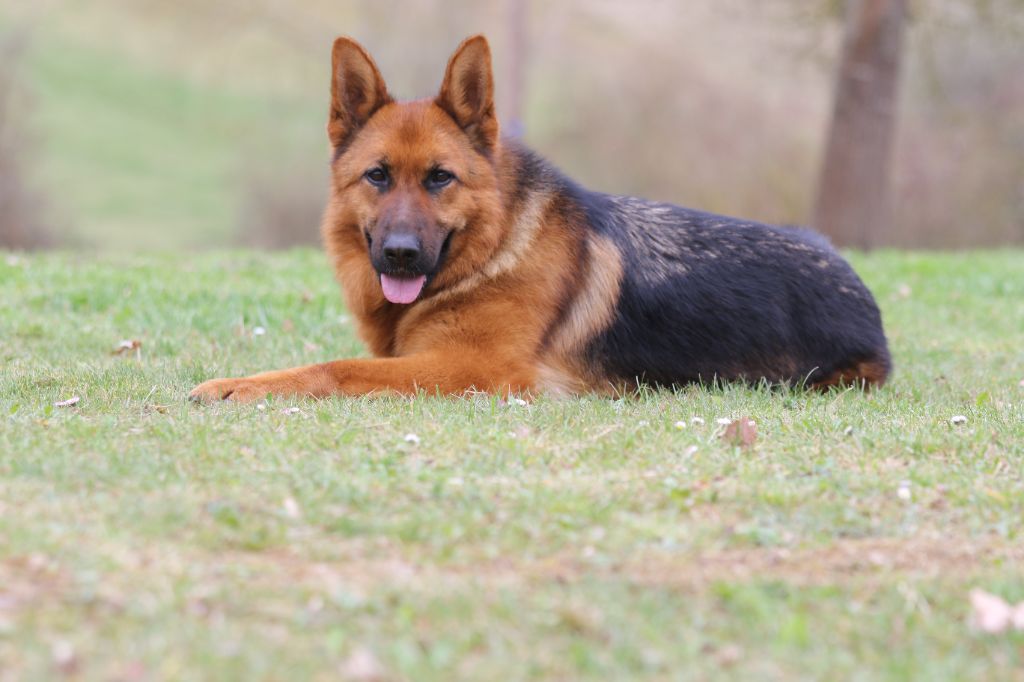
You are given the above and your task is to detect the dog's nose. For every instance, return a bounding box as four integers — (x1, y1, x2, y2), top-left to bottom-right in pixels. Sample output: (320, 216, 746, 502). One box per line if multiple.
(382, 233, 421, 268)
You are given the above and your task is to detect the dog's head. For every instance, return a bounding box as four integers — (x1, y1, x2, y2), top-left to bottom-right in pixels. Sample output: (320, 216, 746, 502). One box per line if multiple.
(323, 36, 505, 305)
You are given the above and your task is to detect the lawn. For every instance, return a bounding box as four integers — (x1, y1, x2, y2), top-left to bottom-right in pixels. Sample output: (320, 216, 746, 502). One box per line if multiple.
(1, 249, 1022, 681)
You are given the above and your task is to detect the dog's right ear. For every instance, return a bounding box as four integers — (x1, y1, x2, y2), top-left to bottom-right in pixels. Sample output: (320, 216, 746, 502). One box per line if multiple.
(435, 35, 498, 154)
(328, 37, 392, 150)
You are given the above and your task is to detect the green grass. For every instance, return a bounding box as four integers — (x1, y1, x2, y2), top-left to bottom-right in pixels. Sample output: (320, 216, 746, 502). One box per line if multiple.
(1, 249, 1023, 680)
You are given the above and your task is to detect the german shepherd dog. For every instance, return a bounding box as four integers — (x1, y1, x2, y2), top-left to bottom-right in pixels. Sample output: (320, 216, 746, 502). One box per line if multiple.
(190, 36, 890, 402)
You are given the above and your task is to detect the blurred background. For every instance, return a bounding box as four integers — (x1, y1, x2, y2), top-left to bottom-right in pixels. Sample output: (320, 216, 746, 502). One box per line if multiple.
(0, 0, 1021, 252)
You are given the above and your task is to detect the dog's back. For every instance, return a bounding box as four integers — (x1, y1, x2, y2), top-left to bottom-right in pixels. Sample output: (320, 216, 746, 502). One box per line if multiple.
(564, 188, 891, 388)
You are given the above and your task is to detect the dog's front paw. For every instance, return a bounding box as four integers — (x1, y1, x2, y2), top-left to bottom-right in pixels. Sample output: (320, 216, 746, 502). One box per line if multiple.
(189, 377, 271, 403)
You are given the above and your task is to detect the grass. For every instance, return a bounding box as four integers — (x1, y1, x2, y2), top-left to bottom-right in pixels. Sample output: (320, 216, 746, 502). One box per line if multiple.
(1, 249, 1023, 680)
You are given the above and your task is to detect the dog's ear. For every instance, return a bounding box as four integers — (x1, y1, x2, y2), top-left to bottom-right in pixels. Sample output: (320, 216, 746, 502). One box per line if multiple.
(328, 37, 392, 150)
(435, 35, 498, 154)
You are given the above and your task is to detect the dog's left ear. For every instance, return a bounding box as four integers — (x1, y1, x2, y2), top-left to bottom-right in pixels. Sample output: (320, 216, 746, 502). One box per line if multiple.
(436, 35, 499, 154)
(328, 37, 392, 150)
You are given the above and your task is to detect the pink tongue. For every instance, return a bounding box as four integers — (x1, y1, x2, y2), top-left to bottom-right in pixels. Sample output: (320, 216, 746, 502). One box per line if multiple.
(380, 274, 426, 304)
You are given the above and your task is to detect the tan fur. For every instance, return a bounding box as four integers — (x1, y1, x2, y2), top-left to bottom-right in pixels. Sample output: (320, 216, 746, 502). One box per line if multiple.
(810, 359, 889, 390)
(537, 234, 624, 395)
(422, 189, 551, 309)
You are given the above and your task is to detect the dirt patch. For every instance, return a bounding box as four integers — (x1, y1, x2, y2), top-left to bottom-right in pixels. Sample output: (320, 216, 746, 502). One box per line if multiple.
(224, 534, 1024, 597)
(0, 554, 70, 618)
(5, 533, 1017, 625)
(588, 536, 1024, 589)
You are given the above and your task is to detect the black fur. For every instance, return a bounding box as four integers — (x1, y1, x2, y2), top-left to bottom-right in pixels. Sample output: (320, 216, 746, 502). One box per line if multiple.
(508, 143, 891, 388)
(587, 192, 889, 386)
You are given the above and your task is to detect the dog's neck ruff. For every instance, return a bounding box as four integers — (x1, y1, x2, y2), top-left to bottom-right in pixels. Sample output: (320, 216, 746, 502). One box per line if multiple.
(424, 190, 551, 307)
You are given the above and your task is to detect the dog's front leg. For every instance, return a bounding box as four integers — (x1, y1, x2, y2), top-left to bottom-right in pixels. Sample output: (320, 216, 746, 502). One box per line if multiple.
(189, 351, 533, 402)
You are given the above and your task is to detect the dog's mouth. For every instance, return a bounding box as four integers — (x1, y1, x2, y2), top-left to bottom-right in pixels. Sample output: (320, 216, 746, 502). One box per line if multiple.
(373, 230, 455, 306)
(380, 273, 427, 305)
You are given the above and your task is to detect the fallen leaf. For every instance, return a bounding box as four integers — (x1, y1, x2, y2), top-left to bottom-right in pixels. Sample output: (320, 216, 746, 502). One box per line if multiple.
(51, 639, 78, 675)
(113, 660, 147, 682)
(111, 339, 142, 356)
(339, 646, 387, 681)
(282, 497, 302, 520)
(721, 417, 757, 448)
(53, 396, 80, 408)
(968, 589, 1024, 634)
(715, 643, 743, 667)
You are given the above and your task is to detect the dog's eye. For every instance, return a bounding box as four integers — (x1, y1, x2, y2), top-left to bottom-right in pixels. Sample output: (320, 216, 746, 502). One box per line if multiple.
(426, 169, 455, 190)
(364, 167, 388, 187)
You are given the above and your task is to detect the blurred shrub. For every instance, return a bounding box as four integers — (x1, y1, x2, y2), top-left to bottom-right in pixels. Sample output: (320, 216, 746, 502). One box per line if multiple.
(0, 30, 52, 250)
(12, 0, 1019, 249)
(235, 150, 326, 249)
(892, 34, 1024, 247)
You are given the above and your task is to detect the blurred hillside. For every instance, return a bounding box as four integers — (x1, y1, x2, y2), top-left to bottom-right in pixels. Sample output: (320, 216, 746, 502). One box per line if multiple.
(0, 0, 1021, 250)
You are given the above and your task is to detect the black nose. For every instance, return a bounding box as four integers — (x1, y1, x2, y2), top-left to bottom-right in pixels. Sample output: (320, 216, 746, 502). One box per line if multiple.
(382, 233, 421, 269)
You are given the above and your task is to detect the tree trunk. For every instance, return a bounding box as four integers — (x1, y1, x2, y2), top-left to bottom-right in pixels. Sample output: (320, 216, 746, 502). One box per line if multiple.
(812, 0, 907, 249)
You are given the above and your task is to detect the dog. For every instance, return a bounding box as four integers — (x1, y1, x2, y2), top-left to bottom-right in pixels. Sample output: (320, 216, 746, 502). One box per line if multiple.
(190, 35, 890, 402)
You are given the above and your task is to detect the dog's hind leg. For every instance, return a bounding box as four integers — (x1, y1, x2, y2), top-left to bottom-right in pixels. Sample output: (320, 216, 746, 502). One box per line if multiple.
(808, 356, 891, 390)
